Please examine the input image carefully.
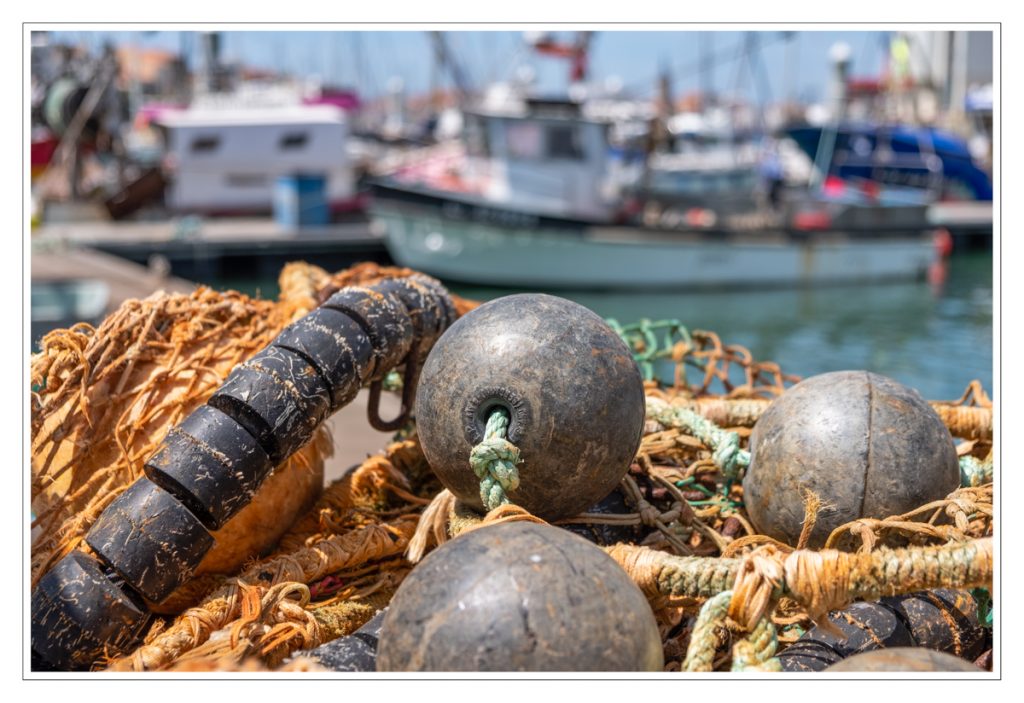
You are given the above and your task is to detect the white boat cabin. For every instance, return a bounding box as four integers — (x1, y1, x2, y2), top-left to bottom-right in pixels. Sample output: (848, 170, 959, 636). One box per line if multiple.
(156, 104, 356, 214)
(461, 98, 617, 221)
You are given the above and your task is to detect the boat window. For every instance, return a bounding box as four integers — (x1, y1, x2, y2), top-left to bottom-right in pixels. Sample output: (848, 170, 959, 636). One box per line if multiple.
(546, 124, 583, 160)
(506, 121, 544, 160)
(224, 173, 267, 187)
(190, 135, 221, 154)
(279, 132, 309, 150)
(465, 116, 490, 157)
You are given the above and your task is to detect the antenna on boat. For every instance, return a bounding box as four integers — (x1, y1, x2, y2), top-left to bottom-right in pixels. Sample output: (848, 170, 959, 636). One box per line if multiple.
(429, 31, 472, 107)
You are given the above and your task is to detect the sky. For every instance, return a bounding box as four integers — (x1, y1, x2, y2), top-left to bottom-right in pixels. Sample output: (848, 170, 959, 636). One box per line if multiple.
(47, 29, 898, 104)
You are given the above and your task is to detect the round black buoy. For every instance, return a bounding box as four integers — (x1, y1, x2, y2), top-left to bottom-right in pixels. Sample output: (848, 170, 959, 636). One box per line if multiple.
(376, 521, 663, 671)
(743, 370, 959, 547)
(415, 294, 645, 521)
(825, 648, 980, 672)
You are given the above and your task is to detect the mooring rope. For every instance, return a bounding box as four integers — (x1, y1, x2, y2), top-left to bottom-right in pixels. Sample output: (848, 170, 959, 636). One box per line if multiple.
(469, 407, 521, 511)
(645, 396, 750, 483)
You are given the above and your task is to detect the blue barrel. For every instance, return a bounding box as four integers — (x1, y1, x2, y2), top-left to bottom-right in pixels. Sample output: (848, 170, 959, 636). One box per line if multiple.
(274, 173, 329, 227)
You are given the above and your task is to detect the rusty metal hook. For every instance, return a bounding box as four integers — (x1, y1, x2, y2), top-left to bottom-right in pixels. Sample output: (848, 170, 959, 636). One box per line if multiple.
(367, 341, 422, 432)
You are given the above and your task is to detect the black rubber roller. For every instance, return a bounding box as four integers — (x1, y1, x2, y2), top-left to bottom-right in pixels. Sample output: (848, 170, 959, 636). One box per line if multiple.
(777, 590, 987, 672)
(144, 404, 273, 530)
(322, 286, 413, 380)
(85, 478, 215, 603)
(32, 550, 150, 670)
(562, 487, 651, 546)
(778, 600, 914, 672)
(272, 306, 374, 410)
(408, 274, 458, 329)
(208, 346, 330, 463)
(374, 278, 449, 354)
(294, 609, 387, 672)
(880, 589, 988, 660)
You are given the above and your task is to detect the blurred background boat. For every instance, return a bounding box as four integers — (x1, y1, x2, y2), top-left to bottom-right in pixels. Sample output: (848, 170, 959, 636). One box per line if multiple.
(368, 31, 990, 290)
(27, 27, 994, 398)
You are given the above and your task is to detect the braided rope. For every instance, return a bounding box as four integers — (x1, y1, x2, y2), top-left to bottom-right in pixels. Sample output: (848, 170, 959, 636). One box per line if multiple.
(469, 407, 521, 511)
(730, 619, 782, 672)
(646, 397, 750, 483)
(609, 537, 992, 630)
(681, 590, 782, 672)
(682, 591, 732, 672)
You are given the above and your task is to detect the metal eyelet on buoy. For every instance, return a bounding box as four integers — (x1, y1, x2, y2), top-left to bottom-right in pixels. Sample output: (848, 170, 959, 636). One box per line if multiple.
(415, 293, 645, 520)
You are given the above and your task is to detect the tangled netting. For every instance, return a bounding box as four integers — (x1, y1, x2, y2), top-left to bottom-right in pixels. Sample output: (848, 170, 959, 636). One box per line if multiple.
(30, 263, 993, 672)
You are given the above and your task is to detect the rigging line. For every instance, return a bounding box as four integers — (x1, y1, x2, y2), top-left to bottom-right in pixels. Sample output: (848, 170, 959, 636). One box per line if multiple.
(623, 31, 793, 97)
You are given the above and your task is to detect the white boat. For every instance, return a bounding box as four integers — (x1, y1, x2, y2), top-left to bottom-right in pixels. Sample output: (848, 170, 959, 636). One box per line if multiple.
(155, 103, 359, 215)
(369, 93, 939, 290)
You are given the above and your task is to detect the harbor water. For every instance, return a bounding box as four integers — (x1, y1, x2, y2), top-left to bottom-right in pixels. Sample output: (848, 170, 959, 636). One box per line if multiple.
(217, 252, 992, 402)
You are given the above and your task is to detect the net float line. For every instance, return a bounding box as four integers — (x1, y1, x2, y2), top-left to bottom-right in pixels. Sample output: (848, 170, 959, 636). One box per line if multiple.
(606, 537, 992, 632)
(644, 391, 991, 442)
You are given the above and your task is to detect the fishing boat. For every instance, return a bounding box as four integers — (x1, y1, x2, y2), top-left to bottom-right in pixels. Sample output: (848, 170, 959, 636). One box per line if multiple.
(368, 92, 941, 291)
(155, 102, 361, 216)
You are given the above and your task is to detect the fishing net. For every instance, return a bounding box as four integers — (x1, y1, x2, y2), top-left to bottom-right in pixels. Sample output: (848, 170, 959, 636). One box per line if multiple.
(29, 262, 993, 672)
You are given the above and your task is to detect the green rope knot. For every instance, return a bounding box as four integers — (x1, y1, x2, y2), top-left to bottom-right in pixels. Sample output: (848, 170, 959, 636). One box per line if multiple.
(959, 455, 993, 487)
(469, 407, 521, 511)
(646, 397, 751, 484)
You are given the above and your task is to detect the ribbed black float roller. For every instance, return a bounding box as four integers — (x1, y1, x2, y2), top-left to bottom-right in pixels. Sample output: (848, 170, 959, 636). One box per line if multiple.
(777, 589, 990, 672)
(31, 275, 457, 670)
(291, 609, 389, 672)
(31, 551, 150, 671)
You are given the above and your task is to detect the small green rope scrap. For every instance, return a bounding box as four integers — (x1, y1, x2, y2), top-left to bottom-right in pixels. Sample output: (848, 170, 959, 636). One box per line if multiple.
(972, 587, 993, 627)
(469, 407, 522, 511)
(959, 454, 993, 487)
(682, 590, 781, 672)
(646, 396, 750, 485)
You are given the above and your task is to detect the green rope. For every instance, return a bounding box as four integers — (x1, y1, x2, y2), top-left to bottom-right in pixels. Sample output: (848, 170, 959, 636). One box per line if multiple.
(959, 455, 993, 487)
(469, 407, 521, 511)
(646, 397, 750, 485)
(381, 369, 403, 392)
(972, 587, 993, 627)
(607, 317, 702, 382)
(730, 618, 782, 672)
(682, 591, 781, 672)
(683, 591, 732, 672)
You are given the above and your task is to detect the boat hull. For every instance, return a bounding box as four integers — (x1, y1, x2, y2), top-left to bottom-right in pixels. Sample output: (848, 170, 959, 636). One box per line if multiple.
(370, 188, 937, 291)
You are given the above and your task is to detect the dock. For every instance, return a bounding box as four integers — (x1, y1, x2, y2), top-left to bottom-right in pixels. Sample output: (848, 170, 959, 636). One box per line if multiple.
(32, 216, 393, 283)
(31, 243, 198, 346)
